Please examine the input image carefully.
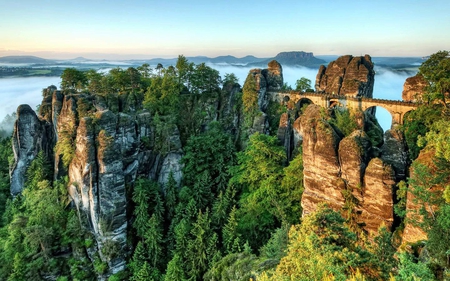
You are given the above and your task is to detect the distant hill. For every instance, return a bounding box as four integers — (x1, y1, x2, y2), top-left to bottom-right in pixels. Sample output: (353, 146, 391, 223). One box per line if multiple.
(247, 51, 326, 68)
(0, 56, 53, 64)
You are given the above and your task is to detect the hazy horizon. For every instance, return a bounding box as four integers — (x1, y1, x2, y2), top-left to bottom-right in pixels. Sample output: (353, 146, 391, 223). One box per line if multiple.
(2, 1, 449, 60)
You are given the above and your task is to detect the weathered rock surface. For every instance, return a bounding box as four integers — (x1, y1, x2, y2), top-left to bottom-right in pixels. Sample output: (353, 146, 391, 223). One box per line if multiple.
(10, 85, 187, 278)
(277, 112, 293, 159)
(315, 55, 375, 97)
(292, 116, 302, 150)
(402, 74, 427, 102)
(381, 128, 408, 181)
(360, 158, 395, 232)
(339, 130, 371, 201)
(263, 60, 283, 91)
(300, 105, 345, 215)
(402, 149, 443, 243)
(10, 104, 53, 195)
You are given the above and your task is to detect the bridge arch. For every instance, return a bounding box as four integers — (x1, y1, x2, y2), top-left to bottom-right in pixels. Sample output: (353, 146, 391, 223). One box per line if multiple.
(296, 97, 314, 109)
(364, 106, 392, 131)
(274, 92, 419, 125)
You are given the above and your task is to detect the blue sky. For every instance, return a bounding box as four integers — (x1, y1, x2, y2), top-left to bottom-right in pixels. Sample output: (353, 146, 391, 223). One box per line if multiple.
(1, 0, 449, 59)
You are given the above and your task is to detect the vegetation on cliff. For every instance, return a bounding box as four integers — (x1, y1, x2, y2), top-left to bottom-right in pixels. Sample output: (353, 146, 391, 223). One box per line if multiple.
(0, 51, 449, 280)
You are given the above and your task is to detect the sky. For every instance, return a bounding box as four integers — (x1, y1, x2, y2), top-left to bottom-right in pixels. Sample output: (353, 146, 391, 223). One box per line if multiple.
(1, 0, 449, 60)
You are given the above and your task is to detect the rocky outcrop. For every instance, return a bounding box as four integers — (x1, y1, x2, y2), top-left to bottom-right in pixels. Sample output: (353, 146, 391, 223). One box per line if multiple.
(298, 103, 400, 233)
(402, 149, 443, 243)
(10, 86, 186, 278)
(315, 55, 375, 97)
(300, 105, 345, 215)
(381, 128, 408, 181)
(360, 158, 395, 232)
(339, 130, 371, 199)
(277, 113, 293, 159)
(402, 74, 427, 102)
(10, 104, 53, 195)
(262, 60, 283, 91)
(243, 61, 284, 135)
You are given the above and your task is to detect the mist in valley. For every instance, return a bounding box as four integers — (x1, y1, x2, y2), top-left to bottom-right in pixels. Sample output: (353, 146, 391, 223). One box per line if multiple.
(0, 63, 417, 136)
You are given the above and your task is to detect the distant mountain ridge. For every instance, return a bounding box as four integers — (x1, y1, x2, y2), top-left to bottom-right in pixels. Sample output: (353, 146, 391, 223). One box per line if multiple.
(247, 51, 326, 68)
(0, 53, 425, 70)
(0, 55, 51, 64)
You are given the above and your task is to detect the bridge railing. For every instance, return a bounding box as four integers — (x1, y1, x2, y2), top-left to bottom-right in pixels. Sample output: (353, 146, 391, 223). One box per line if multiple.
(272, 91, 421, 107)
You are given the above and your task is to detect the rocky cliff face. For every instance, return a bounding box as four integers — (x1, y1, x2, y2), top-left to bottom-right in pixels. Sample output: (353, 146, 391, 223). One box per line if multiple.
(10, 88, 185, 278)
(402, 73, 427, 102)
(244, 60, 283, 135)
(299, 105, 345, 215)
(9, 74, 245, 278)
(10, 104, 54, 195)
(401, 149, 443, 243)
(298, 104, 398, 233)
(315, 55, 375, 97)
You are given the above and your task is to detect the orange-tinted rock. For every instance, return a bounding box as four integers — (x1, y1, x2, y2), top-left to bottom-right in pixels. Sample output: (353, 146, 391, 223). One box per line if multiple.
(402, 74, 427, 102)
(360, 158, 395, 233)
(300, 105, 345, 215)
(339, 130, 371, 201)
(402, 149, 443, 243)
(315, 55, 374, 97)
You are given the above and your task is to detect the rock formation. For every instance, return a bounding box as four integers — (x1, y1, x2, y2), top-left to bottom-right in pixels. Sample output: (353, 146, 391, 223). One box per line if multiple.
(402, 149, 443, 243)
(402, 73, 427, 102)
(298, 104, 398, 233)
(315, 55, 375, 97)
(360, 158, 395, 232)
(10, 104, 53, 195)
(299, 105, 345, 215)
(243, 60, 284, 135)
(10, 88, 185, 277)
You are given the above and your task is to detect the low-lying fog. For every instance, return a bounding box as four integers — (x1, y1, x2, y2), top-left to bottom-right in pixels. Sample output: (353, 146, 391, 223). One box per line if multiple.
(0, 64, 416, 135)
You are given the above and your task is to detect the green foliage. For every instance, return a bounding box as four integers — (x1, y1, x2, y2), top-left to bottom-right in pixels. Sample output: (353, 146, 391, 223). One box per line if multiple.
(242, 73, 259, 118)
(231, 133, 300, 250)
(144, 73, 180, 116)
(419, 119, 450, 162)
(259, 205, 381, 281)
(0, 154, 78, 280)
(295, 77, 312, 92)
(0, 136, 13, 225)
(54, 112, 77, 167)
(60, 68, 87, 91)
(394, 180, 408, 219)
(426, 204, 450, 269)
(396, 252, 436, 281)
(259, 225, 289, 260)
(419, 50, 450, 107)
(223, 73, 239, 85)
(400, 104, 442, 160)
(329, 108, 358, 136)
(181, 122, 235, 192)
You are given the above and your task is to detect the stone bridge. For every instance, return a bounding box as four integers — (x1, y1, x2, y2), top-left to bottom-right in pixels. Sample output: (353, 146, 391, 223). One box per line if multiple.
(272, 91, 420, 125)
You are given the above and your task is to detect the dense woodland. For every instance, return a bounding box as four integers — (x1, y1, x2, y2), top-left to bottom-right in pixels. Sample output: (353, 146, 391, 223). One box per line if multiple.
(0, 52, 449, 280)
